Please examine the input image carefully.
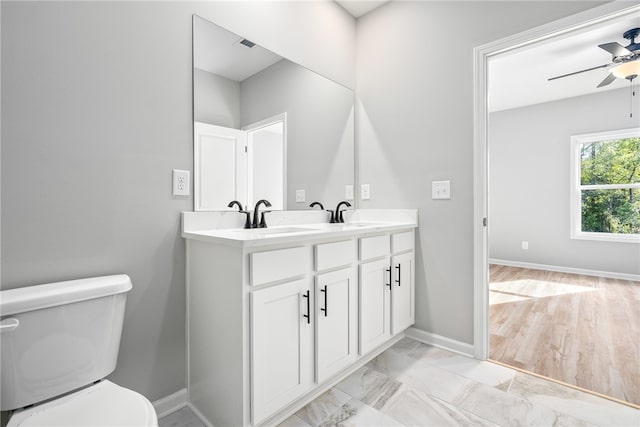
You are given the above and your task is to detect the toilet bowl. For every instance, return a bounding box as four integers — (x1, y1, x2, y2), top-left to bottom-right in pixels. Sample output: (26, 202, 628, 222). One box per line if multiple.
(0, 275, 158, 427)
(6, 380, 157, 427)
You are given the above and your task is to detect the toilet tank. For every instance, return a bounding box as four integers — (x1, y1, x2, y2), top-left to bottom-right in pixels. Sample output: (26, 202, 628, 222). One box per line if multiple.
(0, 275, 132, 411)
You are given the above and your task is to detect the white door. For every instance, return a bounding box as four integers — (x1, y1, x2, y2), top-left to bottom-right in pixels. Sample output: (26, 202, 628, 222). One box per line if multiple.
(391, 252, 415, 334)
(194, 122, 247, 211)
(251, 279, 313, 425)
(244, 114, 287, 210)
(359, 258, 391, 355)
(315, 267, 357, 383)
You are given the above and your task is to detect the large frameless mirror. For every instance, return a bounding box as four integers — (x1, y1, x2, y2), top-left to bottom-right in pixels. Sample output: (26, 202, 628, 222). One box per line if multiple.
(192, 15, 355, 211)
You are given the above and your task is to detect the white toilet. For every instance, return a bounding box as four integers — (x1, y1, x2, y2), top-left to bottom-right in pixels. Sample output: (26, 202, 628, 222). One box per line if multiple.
(0, 275, 158, 426)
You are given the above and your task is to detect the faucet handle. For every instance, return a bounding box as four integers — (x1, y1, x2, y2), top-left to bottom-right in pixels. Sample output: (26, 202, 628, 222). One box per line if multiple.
(259, 211, 271, 228)
(239, 210, 252, 229)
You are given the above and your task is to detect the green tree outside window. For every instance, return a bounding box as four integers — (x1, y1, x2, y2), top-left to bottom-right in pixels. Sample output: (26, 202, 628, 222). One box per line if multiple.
(579, 136, 640, 234)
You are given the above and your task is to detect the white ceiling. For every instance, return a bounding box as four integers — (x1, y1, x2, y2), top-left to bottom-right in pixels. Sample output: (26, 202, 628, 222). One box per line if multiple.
(193, 15, 282, 82)
(193, 8, 639, 110)
(335, 0, 389, 18)
(489, 13, 640, 112)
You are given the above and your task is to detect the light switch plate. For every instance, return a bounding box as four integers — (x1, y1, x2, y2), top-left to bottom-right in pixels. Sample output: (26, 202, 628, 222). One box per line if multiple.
(361, 184, 371, 200)
(295, 189, 306, 202)
(432, 180, 451, 200)
(345, 185, 354, 200)
(172, 169, 190, 196)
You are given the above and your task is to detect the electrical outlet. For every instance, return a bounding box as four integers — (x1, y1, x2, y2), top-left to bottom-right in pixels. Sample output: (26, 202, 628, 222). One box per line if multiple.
(345, 185, 354, 200)
(522, 241, 529, 250)
(361, 184, 370, 200)
(295, 189, 306, 202)
(172, 169, 190, 196)
(432, 180, 451, 200)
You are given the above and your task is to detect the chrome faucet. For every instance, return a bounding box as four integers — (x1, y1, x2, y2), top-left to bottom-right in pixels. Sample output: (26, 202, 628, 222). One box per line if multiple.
(310, 201, 335, 223)
(253, 199, 272, 228)
(227, 200, 251, 229)
(334, 201, 352, 223)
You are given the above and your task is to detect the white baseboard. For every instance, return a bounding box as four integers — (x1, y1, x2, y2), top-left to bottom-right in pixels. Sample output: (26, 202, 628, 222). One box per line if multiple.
(186, 402, 215, 427)
(489, 258, 640, 282)
(152, 388, 187, 419)
(405, 327, 474, 358)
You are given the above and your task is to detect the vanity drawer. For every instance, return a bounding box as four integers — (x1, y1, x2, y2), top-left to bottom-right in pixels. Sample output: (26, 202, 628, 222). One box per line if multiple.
(250, 246, 311, 286)
(391, 231, 414, 253)
(359, 235, 390, 261)
(315, 240, 356, 272)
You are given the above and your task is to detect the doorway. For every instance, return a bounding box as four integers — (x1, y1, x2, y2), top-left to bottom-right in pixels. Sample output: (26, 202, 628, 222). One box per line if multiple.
(193, 113, 287, 211)
(243, 113, 287, 210)
(474, 1, 640, 407)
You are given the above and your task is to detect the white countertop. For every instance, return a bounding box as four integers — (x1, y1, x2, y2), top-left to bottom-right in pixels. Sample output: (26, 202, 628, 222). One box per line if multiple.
(182, 209, 418, 248)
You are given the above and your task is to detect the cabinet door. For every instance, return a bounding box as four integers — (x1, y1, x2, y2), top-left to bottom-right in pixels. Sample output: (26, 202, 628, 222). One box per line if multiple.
(251, 279, 313, 425)
(391, 252, 415, 334)
(315, 267, 358, 383)
(359, 258, 391, 355)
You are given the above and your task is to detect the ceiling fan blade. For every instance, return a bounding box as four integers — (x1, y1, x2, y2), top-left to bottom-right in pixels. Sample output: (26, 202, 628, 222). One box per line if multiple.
(598, 42, 633, 57)
(547, 63, 611, 81)
(597, 72, 617, 88)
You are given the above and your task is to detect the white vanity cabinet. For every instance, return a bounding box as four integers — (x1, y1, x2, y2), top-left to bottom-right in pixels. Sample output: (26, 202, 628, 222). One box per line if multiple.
(314, 240, 358, 383)
(251, 278, 314, 424)
(358, 234, 392, 355)
(184, 216, 416, 427)
(390, 231, 415, 333)
(358, 230, 415, 354)
(251, 242, 357, 424)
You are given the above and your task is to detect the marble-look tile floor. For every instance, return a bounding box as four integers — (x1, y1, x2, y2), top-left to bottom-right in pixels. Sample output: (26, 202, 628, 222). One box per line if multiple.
(159, 337, 639, 427)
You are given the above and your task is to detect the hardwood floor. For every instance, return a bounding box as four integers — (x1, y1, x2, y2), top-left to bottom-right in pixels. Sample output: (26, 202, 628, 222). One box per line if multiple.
(489, 264, 640, 407)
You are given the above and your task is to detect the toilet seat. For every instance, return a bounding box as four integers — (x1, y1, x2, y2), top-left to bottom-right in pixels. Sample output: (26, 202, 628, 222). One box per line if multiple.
(7, 380, 158, 427)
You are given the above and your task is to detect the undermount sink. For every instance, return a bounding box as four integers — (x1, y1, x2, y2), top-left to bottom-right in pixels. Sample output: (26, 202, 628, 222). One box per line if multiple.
(232, 226, 315, 236)
(306, 222, 389, 230)
(344, 222, 387, 227)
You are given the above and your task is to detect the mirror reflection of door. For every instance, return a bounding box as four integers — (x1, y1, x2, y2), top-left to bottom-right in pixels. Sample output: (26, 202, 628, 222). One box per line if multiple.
(194, 122, 247, 211)
(192, 14, 355, 212)
(194, 115, 286, 211)
(244, 113, 286, 210)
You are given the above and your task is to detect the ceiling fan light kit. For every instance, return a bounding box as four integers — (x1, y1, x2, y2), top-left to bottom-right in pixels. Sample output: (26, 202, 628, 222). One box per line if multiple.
(611, 60, 640, 80)
(548, 27, 640, 87)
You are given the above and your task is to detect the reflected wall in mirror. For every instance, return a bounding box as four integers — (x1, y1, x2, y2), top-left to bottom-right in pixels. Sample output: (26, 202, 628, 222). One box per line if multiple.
(193, 15, 355, 212)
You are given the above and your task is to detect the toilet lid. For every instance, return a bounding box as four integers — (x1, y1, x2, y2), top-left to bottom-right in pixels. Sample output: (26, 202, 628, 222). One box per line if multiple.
(7, 380, 158, 427)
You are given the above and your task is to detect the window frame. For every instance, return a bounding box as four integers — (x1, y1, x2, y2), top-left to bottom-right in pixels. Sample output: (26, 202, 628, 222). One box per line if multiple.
(570, 128, 640, 243)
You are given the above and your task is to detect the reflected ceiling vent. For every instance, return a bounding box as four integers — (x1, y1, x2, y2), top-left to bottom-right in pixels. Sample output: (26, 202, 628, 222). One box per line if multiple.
(239, 39, 256, 48)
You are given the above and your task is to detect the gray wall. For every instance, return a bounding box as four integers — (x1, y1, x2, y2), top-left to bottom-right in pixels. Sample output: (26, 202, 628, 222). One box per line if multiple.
(355, 1, 605, 345)
(240, 59, 354, 210)
(1, 0, 354, 402)
(193, 68, 240, 128)
(489, 88, 640, 275)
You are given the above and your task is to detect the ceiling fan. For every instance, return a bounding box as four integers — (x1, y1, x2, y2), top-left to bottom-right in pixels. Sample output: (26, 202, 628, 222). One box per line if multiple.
(548, 27, 640, 87)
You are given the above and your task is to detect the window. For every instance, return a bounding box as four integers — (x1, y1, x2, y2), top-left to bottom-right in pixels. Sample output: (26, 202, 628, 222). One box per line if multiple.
(570, 128, 640, 243)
